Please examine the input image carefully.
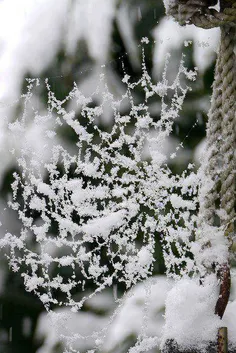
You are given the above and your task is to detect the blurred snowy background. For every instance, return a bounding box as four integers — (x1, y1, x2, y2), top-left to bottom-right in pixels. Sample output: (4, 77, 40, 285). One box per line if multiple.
(0, 0, 223, 352)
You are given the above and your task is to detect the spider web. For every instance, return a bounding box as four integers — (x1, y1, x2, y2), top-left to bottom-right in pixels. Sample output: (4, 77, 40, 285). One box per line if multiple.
(0, 49, 201, 352)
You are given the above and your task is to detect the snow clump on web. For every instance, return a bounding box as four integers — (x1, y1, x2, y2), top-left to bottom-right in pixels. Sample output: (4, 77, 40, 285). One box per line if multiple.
(0, 49, 199, 314)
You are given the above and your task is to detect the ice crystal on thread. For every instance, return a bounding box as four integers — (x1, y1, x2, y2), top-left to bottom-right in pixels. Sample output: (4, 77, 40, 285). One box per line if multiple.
(0, 52, 199, 314)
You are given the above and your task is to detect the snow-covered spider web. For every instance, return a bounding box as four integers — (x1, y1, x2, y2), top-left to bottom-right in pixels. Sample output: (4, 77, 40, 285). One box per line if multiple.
(0, 46, 204, 351)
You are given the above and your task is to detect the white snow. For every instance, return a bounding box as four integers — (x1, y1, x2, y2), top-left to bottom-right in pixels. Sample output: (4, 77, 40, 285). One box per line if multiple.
(170, 194, 196, 210)
(0, 0, 118, 157)
(116, 3, 140, 70)
(0, 0, 116, 107)
(65, 0, 116, 62)
(152, 17, 219, 75)
(161, 276, 222, 350)
(104, 276, 171, 351)
(224, 301, 236, 348)
(162, 0, 177, 12)
(36, 307, 108, 353)
(35, 276, 170, 353)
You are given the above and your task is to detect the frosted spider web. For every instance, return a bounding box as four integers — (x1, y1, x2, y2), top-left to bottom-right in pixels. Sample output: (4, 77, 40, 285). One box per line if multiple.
(0, 45, 207, 352)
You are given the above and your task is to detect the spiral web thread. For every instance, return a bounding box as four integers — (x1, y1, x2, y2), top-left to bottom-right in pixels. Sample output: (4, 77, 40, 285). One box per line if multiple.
(0, 51, 200, 310)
